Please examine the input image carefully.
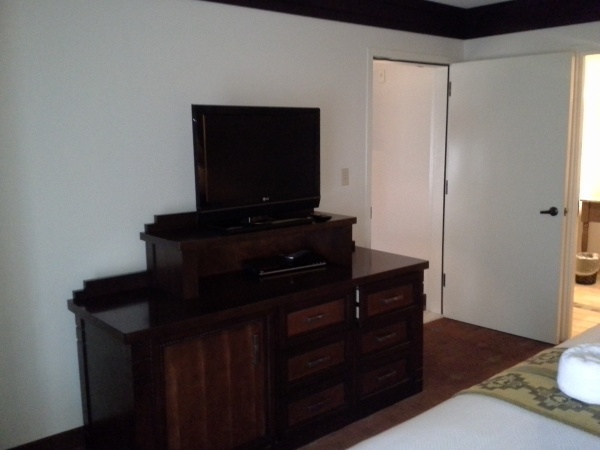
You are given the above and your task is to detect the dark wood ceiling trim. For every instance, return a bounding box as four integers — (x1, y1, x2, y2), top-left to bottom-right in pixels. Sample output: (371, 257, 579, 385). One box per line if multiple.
(465, 0, 600, 39)
(200, 0, 600, 39)
(201, 0, 466, 38)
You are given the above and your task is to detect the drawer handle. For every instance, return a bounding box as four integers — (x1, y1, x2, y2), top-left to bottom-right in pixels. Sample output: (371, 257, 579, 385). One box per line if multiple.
(377, 370, 398, 383)
(375, 332, 398, 343)
(382, 295, 403, 305)
(307, 397, 331, 413)
(307, 355, 332, 368)
(305, 313, 325, 323)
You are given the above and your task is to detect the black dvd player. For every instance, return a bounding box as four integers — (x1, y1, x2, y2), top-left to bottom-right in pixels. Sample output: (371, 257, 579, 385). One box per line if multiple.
(243, 251, 327, 277)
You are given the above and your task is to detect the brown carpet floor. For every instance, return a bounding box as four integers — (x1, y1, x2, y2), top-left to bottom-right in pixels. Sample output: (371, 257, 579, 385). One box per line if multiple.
(299, 317, 552, 449)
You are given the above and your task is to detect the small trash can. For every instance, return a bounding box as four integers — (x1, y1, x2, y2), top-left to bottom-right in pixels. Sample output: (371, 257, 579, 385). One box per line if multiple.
(575, 252, 600, 285)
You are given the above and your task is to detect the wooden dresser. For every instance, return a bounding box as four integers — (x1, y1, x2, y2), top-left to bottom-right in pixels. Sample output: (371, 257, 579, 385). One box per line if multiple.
(68, 212, 427, 449)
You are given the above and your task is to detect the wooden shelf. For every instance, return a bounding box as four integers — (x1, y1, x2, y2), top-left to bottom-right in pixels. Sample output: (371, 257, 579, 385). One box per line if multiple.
(141, 212, 356, 299)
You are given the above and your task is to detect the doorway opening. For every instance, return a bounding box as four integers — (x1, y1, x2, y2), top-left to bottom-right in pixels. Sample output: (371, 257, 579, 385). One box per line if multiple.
(369, 59, 448, 317)
(370, 53, 586, 342)
(572, 53, 600, 337)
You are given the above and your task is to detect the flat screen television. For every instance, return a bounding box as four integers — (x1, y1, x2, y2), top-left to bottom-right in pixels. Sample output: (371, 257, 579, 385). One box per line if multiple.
(191, 105, 321, 229)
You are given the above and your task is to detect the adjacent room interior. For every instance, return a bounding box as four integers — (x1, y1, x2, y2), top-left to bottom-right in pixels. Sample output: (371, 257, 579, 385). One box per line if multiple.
(572, 54, 600, 337)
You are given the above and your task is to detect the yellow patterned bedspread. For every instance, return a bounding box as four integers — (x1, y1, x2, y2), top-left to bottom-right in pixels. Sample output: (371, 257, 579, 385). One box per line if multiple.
(457, 348, 600, 436)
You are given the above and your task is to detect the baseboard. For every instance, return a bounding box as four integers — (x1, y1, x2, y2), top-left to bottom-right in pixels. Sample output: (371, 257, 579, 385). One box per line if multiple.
(424, 310, 443, 324)
(8, 427, 84, 450)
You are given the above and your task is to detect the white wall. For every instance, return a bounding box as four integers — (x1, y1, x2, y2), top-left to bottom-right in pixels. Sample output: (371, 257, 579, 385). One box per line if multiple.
(0, 1, 462, 447)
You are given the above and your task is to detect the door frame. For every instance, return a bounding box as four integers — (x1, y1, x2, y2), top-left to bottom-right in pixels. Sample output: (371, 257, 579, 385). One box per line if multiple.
(561, 52, 591, 341)
(366, 49, 453, 314)
(366, 49, 587, 340)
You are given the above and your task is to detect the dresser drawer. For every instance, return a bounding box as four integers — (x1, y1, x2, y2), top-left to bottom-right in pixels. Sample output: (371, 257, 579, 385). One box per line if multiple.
(360, 321, 408, 355)
(359, 359, 408, 398)
(288, 340, 346, 382)
(364, 284, 413, 318)
(287, 383, 346, 427)
(287, 299, 346, 337)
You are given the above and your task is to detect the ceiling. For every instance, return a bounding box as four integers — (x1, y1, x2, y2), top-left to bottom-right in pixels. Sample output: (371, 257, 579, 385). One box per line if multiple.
(202, 0, 600, 39)
(427, 0, 510, 8)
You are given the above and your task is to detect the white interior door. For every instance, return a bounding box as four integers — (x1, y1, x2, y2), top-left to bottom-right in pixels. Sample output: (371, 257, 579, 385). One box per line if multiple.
(444, 52, 575, 344)
(371, 61, 448, 314)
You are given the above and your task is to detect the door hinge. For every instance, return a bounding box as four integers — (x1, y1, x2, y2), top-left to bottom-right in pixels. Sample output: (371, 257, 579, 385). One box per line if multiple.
(355, 287, 360, 319)
(448, 81, 452, 97)
(442, 273, 446, 287)
(444, 180, 448, 195)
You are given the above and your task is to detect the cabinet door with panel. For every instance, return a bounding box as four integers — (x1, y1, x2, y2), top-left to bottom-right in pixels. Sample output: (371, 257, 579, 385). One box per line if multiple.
(162, 319, 270, 450)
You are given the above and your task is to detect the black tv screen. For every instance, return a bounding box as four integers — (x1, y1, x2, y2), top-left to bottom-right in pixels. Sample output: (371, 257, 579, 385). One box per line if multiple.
(192, 105, 320, 226)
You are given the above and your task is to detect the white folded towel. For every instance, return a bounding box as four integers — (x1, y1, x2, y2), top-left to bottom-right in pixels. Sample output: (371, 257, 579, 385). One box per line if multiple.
(557, 344, 600, 404)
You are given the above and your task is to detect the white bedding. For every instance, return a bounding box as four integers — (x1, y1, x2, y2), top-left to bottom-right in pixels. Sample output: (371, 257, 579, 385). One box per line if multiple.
(350, 325, 600, 450)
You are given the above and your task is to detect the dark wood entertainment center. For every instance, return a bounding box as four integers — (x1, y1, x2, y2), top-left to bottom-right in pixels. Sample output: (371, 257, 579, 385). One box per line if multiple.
(68, 212, 428, 449)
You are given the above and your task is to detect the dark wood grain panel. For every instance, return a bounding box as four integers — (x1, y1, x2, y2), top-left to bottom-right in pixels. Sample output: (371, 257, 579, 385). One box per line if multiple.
(163, 320, 267, 450)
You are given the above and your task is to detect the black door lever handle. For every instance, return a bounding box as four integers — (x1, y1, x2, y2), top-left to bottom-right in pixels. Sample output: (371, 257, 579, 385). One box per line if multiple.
(540, 207, 559, 216)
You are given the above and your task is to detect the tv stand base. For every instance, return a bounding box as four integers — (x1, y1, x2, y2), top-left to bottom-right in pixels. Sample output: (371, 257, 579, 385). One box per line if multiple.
(210, 214, 315, 234)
